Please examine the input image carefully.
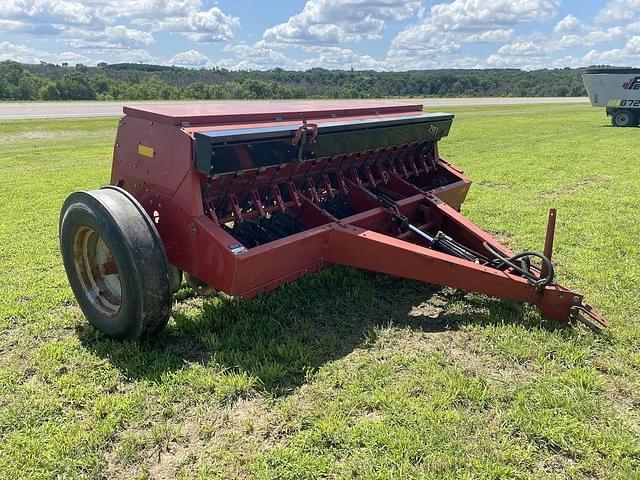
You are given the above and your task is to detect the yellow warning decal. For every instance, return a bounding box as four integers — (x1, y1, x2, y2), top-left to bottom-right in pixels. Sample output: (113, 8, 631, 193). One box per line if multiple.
(137, 144, 154, 158)
(607, 99, 621, 107)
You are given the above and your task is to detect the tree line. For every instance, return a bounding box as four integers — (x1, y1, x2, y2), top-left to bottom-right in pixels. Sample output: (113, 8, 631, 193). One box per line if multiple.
(0, 60, 590, 101)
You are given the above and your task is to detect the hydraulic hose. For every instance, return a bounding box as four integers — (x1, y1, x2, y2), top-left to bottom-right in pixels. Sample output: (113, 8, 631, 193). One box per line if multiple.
(482, 241, 555, 287)
(367, 187, 555, 287)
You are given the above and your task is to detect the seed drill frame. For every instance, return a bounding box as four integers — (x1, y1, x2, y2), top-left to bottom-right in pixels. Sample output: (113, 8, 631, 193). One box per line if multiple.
(109, 101, 606, 331)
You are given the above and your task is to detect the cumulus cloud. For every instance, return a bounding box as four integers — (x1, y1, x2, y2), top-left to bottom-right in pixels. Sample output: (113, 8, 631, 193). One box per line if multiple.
(152, 7, 239, 42)
(486, 54, 542, 70)
(582, 48, 625, 64)
(486, 39, 550, 70)
(555, 34, 583, 49)
(387, 0, 558, 69)
(217, 41, 389, 71)
(554, 14, 582, 34)
(213, 0, 425, 70)
(0, 41, 47, 63)
(0, 18, 60, 34)
(597, 0, 640, 24)
(263, 0, 422, 45)
(62, 25, 154, 51)
(219, 42, 295, 70)
(106, 26, 154, 47)
(485, 52, 588, 71)
(0, 0, 102, 29)
(584, 26, 626, 45)
(465, 29, 514, 43)
(497, 40, 547, 57)
(428, 0, 560, 30)
(581, 35, 640, 65)
(0, 41, 89, 64)
(110, 49, 156, 64)
(57, 51, 92, 64)
(626, 35, 640, 53)
(478, 0, 640, 70)
(1, 0, 639, 71)
(0, 0, 238, 63)
(168, 49, 209, 67)
(301, 46, 388, 70)
(527, 24, 626, 56)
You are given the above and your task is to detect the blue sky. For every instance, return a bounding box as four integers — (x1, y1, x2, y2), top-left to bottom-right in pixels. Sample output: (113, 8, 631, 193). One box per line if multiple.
(0, 0, 637, 70)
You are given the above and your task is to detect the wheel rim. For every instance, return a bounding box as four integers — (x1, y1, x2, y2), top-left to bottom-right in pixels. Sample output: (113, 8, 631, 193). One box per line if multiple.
(617, 112, 630, 125)
(73, 226, 122, 317)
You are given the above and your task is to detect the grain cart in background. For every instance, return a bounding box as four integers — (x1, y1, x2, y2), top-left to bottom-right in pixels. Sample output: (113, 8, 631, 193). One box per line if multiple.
(59, 101, 607, 340)
(583, 67, 640, 127)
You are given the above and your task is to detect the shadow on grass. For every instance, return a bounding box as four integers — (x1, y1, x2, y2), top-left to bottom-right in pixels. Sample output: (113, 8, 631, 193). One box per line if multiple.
(78, 266, 568, 396)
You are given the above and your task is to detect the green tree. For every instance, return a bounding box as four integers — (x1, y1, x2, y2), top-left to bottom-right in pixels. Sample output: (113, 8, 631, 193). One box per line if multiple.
(92, 74, 110, 96)
(39, 81, 61, 100)
(57, 71, 96, 99)
(0, 60, 590, 101)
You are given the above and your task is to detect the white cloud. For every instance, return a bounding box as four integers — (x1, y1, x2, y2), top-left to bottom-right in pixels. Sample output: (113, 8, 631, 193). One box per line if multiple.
(56, 51, 91, 64)
(486, 53, 554, 70)
(554, 14, 581, 34)
(153, 7, 239, 42)
(110, 49, 156, 64)
(581, 34, 640, 65)
(597, 0, 640, 24)
(1, 0, 639, 71)
(217, 41, 389, 71)
(301, 46, 388, 70)
(486, 39, 553, 70)
(219, 42, 295, 70)
(582, 48, 626, 64)
(225, 0, 537, 70)
(390, 23, 462, 55)
(0, 18, 60, 34)
(0, 0, 102, 29)
(626, 35, 640, 53)
(555, 34, 583, 49)
(584, 26, 626, 45)
(168, 49, 209, 67)
(479, 4, 640, 69)
(0, 41, 46, 63)
(387, 0, 558, 69)
(571, 33, 640, 67)
(0, 0, 238, 65)
(497, 41, 546, 57)
(263, 0, 422, 45)
(428, 0, 560, 31)
(0, 41, 90, 64)
(61, 25, 154, 50)
(465, 29, 514, 43)
(115, 0, 208, 20)
(106, 25, 154, 47)
(487, 52, 591, 71)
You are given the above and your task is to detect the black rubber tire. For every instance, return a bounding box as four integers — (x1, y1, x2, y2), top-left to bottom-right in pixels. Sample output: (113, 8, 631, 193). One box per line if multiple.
(59, 186, 172, 339)
(612, 109, 635, 127)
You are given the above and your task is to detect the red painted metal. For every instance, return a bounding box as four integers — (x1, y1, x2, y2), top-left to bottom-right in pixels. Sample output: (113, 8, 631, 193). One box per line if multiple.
(123, 100, 422, 126)
(109, 101, 607, 331)
(541, 208, 557, 280)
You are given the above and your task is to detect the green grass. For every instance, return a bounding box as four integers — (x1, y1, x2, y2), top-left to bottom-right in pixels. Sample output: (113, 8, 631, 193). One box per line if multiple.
(1, 104, 639, 479)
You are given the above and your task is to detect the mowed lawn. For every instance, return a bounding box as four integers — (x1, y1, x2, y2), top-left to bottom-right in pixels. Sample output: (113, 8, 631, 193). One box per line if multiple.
(0, 103, 639, 479)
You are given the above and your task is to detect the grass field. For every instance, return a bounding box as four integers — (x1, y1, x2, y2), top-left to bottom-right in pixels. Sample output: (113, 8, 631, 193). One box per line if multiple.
(1, 103, 639, 479)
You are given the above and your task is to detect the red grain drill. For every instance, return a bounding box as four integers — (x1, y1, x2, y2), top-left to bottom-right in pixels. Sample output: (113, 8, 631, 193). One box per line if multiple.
(59, 101, 607, 339)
